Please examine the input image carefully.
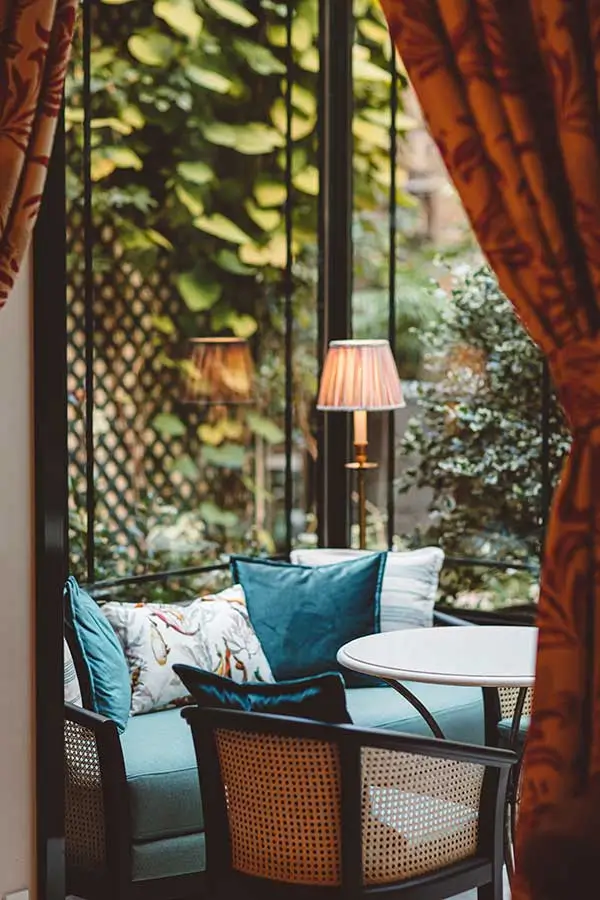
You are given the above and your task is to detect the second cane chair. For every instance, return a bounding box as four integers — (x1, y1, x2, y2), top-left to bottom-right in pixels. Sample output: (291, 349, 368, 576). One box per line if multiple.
(182, 706, 515, 900)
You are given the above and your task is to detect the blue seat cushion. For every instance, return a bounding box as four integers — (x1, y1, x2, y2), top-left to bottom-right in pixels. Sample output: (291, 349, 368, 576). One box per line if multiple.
(497, 714, 530, 746)
(346, 681, 484, 744)
(121, 682, 485, 844)
(120, 707, 203, 842)
(132, 832, 206, 882)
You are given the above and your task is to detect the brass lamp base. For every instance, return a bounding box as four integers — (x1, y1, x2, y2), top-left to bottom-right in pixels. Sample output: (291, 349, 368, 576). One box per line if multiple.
(345, 443, 378, 550)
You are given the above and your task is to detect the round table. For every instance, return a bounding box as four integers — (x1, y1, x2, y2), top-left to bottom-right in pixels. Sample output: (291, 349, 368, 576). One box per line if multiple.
(337, 625, 537, 741)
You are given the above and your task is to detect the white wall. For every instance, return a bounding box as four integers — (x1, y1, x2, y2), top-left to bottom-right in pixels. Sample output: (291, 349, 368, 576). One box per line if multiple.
(0, 257, 35, 896)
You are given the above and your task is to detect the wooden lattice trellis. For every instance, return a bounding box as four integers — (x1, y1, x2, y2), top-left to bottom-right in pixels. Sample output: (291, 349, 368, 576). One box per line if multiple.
(67, 212, 202, 554)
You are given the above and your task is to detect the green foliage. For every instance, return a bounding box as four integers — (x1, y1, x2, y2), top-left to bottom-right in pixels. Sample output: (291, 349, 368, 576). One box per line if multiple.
(66, 0, 412, 579)
(398, 264, 571, 596)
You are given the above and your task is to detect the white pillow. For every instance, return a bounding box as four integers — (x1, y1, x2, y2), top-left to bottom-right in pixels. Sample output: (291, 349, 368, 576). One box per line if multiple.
(64, 638, 83, 706)
(102, 585, 274, 715)
(290, 547, 444, 631)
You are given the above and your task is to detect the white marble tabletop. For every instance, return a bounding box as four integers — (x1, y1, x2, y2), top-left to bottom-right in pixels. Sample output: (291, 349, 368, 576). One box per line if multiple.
(337, 625, 537, 688)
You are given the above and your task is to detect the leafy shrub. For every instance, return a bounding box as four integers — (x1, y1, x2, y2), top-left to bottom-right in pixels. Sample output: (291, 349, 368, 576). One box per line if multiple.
(398, 264, 571, 599)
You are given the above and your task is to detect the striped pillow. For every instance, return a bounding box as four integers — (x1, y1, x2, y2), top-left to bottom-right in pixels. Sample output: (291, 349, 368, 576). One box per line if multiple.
(290, 547, 444, 631)
(64, 638, 83, 706)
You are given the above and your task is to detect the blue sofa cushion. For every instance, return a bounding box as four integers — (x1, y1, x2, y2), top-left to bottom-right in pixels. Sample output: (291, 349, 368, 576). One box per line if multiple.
(230, 553, 385, 686)
(497, 714, 529, 746)
(346, 682, 484, 745)
(120, 707, 204, 842)
(119, 681, 484, 845)
(173, 666, 351, 723)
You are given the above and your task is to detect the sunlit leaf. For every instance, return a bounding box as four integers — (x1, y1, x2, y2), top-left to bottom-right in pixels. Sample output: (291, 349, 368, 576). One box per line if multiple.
(128, 33, 176, 67)
(201, 443, 246, 469)
(233, 38, 286, 75)
(271, 99, 315, 140)
(226, 312, 258, 339)
(247, 412, 285, 444)
(201, 121, 237, 147)
(152, 315, 176, 335)
(198, 423, 224, 445)
(291, 16, 313, 52)
(154, 0, 203, 43)
(357, 18, 390, 46)
(292, 165, 319, 196)
(203, 0, 257, 27)
(254, 179, 287, 208)
(198, 501, 239, 528)
(353, 118, 390, 150)
(193, 214, 251, 244)
(239, 233, 292, 269)
(266, 23, 286, 46)
(147, 229, 173, 250)
(214, 249, 256, 275)
(353, 57, 392, 84)
(175, 183, 204, 216)
(90, 155, 116, 182)
(102, 0, 134, 5)
(171, 455, 200, 479)
(220, 419, 244, 440)
(245, 200, 281, 232)
(90, 117, 132, 135)
(176, 272, 222, 310)
(299, 47, 319, 72)
(153, 413, 187, 437)
(177, 160, 214, 185)
(187, 66, 233, 94)
(121, 105, 145, 129)
(238, 123, 286, 154)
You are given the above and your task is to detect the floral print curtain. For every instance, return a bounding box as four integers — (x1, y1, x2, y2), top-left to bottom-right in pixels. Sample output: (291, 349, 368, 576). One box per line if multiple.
(379, 1, 600, 897)
(0, 0, 76, 308)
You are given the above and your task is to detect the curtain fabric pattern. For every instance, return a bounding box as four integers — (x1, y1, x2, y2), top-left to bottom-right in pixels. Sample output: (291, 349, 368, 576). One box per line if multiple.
(0, 0, 76, 308)
(378, 1, 600, 896)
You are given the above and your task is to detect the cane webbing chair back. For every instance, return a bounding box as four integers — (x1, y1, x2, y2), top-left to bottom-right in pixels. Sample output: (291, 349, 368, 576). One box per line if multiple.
(361, 747, 483, 884)
(215, 728, 343, 885)
(65, 717, 107, 873)
(185, 707, 514, 898)
(497, 686, 533, 721)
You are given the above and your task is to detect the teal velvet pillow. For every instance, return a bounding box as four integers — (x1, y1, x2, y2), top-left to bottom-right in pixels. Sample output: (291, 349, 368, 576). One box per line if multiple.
(173, 666, 351, 724)
(230, 554, 386, 685)
(64, 576, 131, 733)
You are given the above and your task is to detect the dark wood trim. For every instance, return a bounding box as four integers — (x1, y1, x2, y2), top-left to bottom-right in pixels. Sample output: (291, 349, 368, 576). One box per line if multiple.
(317, 0, 353, 549)
(33, 110, 69, 900)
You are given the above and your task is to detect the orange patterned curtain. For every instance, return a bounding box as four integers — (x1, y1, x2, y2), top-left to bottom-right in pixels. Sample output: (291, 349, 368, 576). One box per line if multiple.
(0, 0, 76, 308)
(378, 1, 600, 897)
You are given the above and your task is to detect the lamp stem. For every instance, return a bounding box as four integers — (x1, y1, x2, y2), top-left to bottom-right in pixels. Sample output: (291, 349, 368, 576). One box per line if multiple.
(353, 409, 368, 549)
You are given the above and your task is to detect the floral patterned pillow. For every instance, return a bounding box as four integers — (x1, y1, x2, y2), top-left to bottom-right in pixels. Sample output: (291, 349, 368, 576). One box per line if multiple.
(102, 585, 273, 715)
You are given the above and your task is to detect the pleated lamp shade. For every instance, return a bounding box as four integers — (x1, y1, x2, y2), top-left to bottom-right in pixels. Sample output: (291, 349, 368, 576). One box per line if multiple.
(317, 339, 405, 411)
(183, 337, 254, 405)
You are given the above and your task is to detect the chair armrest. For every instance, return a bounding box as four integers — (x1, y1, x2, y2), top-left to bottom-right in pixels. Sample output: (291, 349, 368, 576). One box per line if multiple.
(64, 704, 131, 897)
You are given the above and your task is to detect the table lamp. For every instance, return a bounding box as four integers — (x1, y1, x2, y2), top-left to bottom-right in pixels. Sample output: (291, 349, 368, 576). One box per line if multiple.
(317, 339, 405, 549)
(182, 337, 254, 405)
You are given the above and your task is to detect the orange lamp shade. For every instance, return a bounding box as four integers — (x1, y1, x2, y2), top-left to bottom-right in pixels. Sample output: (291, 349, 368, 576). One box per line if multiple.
(317, 339, 405, 412)
(183, 337, 254, 405)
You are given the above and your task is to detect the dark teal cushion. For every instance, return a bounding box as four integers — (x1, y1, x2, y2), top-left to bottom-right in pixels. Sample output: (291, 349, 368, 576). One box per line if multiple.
(230, 554, 386, 684)
(64, 576, 131, 733)
(173, 666, 351, 724)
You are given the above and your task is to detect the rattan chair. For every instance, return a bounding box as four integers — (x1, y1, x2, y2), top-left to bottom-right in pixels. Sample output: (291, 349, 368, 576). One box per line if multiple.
(182, 706, 515, 900)
(64, 703, 206, 900)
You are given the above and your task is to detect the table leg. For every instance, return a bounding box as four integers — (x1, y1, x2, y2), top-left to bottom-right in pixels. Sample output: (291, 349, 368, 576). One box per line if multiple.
(484, 685, 528, 886)
(382, 679, 446, 739)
